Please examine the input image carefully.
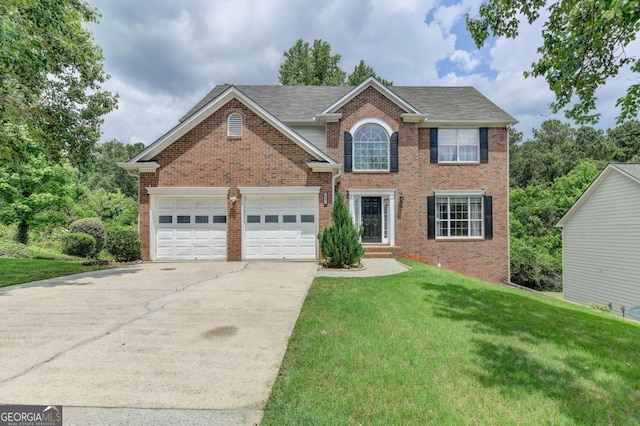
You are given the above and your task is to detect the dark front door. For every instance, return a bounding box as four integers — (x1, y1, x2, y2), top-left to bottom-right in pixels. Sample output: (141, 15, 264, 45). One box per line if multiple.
(361, 197, 382, 243)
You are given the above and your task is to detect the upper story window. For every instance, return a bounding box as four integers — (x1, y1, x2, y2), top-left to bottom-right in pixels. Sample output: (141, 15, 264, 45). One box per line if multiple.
(227, 113, 242, 137)
(438, 129, 479, 162)
(353, 124, 389, 170)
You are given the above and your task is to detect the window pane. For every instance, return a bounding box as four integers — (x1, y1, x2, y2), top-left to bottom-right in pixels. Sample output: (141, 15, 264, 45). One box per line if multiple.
(213, 215, 227, 224)
(195, 215, 209, 224)
(247, 215, 260, 223)
(459, 145, 478, 161)
(159, 215, 172, 224)
(438, 145, 457, 161)
(301, 214, 315, 223)
(265, 215, 279, 223)
(177, 215, 190, 224)
(283, 215, 296, 223)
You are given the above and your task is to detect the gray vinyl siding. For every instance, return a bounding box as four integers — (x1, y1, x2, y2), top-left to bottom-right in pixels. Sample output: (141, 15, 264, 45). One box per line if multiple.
(289, 125, 326, 153)
(562, 171, 640, 319)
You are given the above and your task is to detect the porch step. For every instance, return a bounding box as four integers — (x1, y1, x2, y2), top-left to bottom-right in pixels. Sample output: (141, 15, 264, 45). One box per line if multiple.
(363, 251, 394, 258)
(362, 245, 399, 259)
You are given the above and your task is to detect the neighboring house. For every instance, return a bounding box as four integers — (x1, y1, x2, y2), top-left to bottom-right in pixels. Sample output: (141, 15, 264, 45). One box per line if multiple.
(121, 78, 516, 282)
(556, 163, 640, 319)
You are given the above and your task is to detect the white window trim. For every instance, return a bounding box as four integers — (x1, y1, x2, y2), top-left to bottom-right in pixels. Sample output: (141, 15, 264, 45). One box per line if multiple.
(434, 193, 484, 239)
(437, 128, 480, 164)
(347, 189, 396, 246)
(350, 118, 393, 172)
(227, 113, 243, 137)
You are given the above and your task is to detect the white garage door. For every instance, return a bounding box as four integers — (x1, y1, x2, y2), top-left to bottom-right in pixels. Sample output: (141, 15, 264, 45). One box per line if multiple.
(154, 197, 227, 260)
(244, 197, 317, 260)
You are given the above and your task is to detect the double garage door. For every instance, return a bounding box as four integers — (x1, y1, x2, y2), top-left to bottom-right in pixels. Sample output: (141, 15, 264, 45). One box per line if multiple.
(153, 196, 317, 260)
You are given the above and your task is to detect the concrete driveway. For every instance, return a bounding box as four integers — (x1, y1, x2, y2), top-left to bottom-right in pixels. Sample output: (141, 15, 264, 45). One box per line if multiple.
(0, 261, 317, 425)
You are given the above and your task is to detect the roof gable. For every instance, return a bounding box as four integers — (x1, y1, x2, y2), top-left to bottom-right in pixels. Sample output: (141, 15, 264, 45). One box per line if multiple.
(127, 85, 336, 166)
(556, 163, 640, 227)
(320, 77, 420, 115)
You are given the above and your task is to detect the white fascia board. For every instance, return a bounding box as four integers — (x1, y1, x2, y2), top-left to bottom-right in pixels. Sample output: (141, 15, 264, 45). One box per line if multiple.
(556, 165, 614, 227)
(321, 77, 420, 115)
(434, 189, 486, 196)
(307, 162, 341, 173)
(129, 86, 336, 165)
(401, 113, 428, 123)
(239, 186, 321, 196)
(421, 120, 518, 127)
(314, 113, 342, 123)
(146, 187, 229, 196)
(118, 161, 160, 173)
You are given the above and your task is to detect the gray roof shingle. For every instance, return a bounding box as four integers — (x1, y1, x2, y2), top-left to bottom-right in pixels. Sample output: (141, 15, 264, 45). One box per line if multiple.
(180, 84, 516, 124)
(612, 163, 640, 182)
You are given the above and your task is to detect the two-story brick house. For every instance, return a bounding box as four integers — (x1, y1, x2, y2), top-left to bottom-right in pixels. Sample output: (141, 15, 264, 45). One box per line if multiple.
(122, 78, 516, 282)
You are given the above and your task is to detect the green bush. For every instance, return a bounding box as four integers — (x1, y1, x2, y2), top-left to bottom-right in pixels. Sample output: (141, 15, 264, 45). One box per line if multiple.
(69, 217, 106, 253)
(319, 192, 364, 268)
(61, 233, 96, 258)
(106, 227, 140, 262)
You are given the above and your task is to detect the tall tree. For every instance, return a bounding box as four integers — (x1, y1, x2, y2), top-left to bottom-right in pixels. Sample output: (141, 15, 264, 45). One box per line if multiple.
(0, 127, 74, 244)
(466, 0, 640, 124)
(278, 39, 391, 87)
(347, 60, 393, 86)
(0, 0, 118, 168)
(279, 39, 346, 86)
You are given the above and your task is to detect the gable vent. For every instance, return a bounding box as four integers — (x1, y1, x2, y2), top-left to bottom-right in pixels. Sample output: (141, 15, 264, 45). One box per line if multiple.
(227, 113, 243, 137)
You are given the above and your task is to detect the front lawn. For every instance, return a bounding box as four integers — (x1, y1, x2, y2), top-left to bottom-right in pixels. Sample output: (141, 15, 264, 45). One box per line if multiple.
(0, 258, 111, 287)
(262, 260, 640, 425)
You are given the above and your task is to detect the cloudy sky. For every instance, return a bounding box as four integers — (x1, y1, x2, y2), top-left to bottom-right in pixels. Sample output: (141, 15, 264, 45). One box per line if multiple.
(86, 0, 638, 145)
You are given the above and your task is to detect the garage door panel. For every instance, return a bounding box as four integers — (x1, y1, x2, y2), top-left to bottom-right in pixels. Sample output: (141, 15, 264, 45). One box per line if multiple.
(154, 197, 227, 260)
(244, 196, 317, 260)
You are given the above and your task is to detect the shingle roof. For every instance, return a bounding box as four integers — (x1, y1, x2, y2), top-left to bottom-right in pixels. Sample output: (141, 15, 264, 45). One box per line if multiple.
(611, 163, 640, 182)
(180, 84, 517, 124)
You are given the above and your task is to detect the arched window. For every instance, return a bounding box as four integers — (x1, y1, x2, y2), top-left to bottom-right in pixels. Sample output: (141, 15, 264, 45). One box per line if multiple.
(227, 113, 242, 137)
(353, 123, 389, 170)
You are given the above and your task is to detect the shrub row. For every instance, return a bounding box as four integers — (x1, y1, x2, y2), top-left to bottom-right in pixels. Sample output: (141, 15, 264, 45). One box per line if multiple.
(61, 217, 140, 261)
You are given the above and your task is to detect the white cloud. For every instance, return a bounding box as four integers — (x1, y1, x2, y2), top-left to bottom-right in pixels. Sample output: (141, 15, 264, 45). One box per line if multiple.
(87, 0, 636, 145)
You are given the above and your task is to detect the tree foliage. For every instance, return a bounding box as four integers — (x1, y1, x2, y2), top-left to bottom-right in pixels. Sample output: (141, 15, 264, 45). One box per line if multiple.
(319, 192, 364, 268)
(509, 119, 640, 290)
(0, 128, 74, 244)
(278, 39, 391, 86)
(466, 0, 640, 124)
(347, 60, 393, 86)
(0, 0, 118, 167)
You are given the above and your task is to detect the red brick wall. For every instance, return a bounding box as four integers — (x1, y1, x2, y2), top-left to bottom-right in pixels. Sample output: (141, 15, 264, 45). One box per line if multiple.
(326, 87, 509, 283)
(139, 99, 333, 261)
(139, 89, 509, 283)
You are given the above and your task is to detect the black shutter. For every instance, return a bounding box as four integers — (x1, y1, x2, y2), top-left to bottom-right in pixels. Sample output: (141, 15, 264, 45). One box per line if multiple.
(480, 127, 488, 163)
(484, 195, 493, 239)
(429, 128, 438, 163)
(427, 196, 436, 239)
(390, 132, 399, 172)
(344, 132, 352, 172)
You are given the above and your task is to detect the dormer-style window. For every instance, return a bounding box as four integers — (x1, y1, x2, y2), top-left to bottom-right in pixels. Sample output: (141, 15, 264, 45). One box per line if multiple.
(227, 113, 242, 137)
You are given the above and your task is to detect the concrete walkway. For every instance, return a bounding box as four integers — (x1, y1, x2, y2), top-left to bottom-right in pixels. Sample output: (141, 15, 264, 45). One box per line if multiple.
(315, 258, 410, 278)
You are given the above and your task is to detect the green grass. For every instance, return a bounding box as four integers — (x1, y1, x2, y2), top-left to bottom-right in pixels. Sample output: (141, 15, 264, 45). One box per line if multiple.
(0, 258, 111, 287)
(262, 260, 640, 425)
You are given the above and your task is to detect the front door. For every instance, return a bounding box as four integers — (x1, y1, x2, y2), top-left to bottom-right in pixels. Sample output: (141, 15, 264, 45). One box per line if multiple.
(361, 197, 382, 243)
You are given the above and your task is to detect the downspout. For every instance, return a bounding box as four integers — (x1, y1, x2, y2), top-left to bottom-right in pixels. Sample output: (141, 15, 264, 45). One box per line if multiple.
(332, 164, 343, 203)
